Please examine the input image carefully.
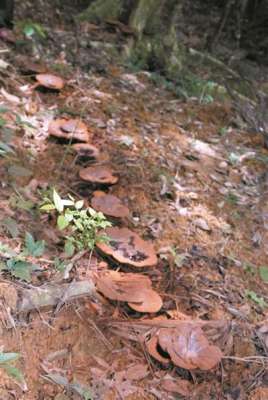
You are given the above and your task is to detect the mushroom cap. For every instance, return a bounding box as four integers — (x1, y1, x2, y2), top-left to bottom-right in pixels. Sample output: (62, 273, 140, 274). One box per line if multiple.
(96, 270, 152, 303)
(72, 143, 99, 159)
(145, 336, 170, 365)
(128, 288, 163, 313)
(36, 73, 64, 90)
(157, 324, 223, 370)
(97, 227, 157, 267)
(96, 270, 162, 313)
(91, 192, 129, 218)
(48, 119, 89, 142)
(79, 166, 118, 185)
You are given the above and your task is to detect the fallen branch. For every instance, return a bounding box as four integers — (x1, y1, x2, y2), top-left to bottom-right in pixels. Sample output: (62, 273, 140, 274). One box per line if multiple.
(18, 281, 96, 312)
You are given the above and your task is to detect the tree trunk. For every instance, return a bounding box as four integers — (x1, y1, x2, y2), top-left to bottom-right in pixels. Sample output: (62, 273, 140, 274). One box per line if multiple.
(79, 0, 185, 79)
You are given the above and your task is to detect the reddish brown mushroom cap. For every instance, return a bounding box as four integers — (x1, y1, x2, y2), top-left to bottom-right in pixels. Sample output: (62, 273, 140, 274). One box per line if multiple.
(91, 192, 129, 218)
(96, 270, 162, 313)
(128, 288, 163, 313)
(96, 270, 152, 303)
(35, 73, 64, 90)
(79, 166, 118, 185)
(48, 119, 89, 142)
(96, 227, 157, 267)
(145, 336, 170, 365)
(72, 143, 99, 159)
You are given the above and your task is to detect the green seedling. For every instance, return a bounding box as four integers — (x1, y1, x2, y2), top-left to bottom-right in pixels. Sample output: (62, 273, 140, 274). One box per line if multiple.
(40, 189, 111, 257)
(18, 20, 47, 39)
(246, 290, 267, 308)
(0, 351, 24, 384)
(259, 266, 268, 283)
(0, 233, 45, 282)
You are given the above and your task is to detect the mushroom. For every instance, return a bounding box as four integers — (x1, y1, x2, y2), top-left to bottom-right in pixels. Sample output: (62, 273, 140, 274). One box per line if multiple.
(128, 288, 163, 313)
(72, 143, 99, 160)
(155, 324, 223, 370)
(79, 166, 118, 185)
(96, 271, 152, 302)
(145, 336, 170, 365)
(91, 191, 129, 218)
(96, 227, 157, 267)
(96, 271, 162, 313)
(48, 119, 89, 142)
(35, 73, 64, 90)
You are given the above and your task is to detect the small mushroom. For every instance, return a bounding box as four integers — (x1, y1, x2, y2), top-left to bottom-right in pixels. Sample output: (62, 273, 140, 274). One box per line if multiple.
(35, 73, 64, 90)
(49, 119, 89, 142)
(79, 166, 118, 185)
(72, 143, 99, 160)
(91, 191, 129, 218)
(96, 227, 157, 267)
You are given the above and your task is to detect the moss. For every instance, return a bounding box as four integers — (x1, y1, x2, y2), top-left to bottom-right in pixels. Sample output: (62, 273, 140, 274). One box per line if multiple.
(78, 0, 124, 23)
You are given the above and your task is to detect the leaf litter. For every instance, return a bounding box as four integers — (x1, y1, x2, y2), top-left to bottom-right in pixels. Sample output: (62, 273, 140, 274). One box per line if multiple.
(0, 1, 267, 399)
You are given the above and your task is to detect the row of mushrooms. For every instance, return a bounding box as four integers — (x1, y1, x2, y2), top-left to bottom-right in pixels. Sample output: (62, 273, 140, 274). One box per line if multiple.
(38, 74, 160, 312)
(37, 73, 223, 371)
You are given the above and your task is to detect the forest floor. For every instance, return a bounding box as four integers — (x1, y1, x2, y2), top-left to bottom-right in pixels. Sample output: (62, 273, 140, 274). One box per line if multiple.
(0, 1, 268, 399)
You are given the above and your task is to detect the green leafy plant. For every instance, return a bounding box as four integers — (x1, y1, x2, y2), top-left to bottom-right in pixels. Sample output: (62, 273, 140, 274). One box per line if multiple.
(18, 20, 47, 39)
(259, 266, 268, 283)
(0, 233, 45, 282)
(0, 351, 24, 383)
(40, 189, 111, 256)
(24, 232, 45, 257)
(246, 290, 267, 308)
(0, 141, 15, 157)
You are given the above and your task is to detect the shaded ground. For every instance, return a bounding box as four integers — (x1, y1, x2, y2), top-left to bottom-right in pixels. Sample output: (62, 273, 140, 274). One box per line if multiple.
(0, 1, 268, 399)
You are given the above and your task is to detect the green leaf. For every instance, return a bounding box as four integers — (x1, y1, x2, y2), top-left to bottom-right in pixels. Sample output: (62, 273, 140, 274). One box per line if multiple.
(259, 266, 268, 283)
(62, 199, 75, 207)
(2, 364, 24, 382)
(40, 203, 56, 211)
(53, 189, 64, 212)
(6, 259, 37, 282)
(0, 141, 15, 156)
(25, 232, 45, 257)
(0, 242, 17, 258)
(64, 240, 75, 257)
(246, 290, 267, 308)
(23, 24, 35, 37)
(57, 215, 69, 230)
(75, 200, 84, 210)
(0, 352, 20, 364)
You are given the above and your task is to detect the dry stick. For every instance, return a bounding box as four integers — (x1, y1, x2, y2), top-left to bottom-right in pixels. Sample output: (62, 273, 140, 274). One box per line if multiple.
(222, 356, 268, 365)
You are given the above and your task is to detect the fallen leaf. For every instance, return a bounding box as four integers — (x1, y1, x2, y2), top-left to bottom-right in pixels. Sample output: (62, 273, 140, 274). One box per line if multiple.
(162, 375, 191, 397)
(125, 364, 149, 381)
